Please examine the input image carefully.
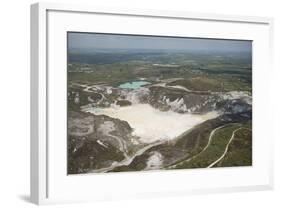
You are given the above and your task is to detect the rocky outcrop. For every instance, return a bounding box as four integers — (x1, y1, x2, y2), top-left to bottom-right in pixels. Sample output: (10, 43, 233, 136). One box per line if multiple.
(68, 111, 137, 174)
(147, 86, 251, 115)
(116, 100, 132, 106)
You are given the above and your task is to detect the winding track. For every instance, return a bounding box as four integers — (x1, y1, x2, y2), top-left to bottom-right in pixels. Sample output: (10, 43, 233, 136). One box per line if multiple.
(108, 134, 130, 160)
(207, 127, 251, 168)
(89, 141, 164, 173)
(167, 124, 229, 169)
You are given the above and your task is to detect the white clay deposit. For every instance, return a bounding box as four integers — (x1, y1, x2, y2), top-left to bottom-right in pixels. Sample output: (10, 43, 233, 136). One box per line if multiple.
(84, 104, 219, 143)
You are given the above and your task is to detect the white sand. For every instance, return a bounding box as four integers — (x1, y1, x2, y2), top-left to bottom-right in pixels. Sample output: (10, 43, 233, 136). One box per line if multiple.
(85, 104, 218, 143)
(145, 151, 164, 170)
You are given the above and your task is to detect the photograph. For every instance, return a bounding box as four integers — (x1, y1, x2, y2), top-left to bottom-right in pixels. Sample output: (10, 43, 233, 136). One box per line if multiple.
(67, 32, 252, 174)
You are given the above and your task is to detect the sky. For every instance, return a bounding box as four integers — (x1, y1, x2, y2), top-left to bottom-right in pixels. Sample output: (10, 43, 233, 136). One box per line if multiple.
(68, 32, 252, 52)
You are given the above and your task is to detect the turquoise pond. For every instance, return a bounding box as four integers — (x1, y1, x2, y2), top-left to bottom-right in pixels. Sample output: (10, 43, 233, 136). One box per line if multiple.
(118, 81, 151, 89)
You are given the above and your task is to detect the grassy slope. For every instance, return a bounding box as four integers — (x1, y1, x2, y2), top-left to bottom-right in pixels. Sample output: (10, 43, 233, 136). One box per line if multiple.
(169, 122, 252, 169)
(214, 123, 252, 167)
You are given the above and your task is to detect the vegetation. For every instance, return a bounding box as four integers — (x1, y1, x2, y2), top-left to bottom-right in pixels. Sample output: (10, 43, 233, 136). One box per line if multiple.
(68, 51, 252, 92)
(214, 123, 252, 167)
(170, 123, 252, 169)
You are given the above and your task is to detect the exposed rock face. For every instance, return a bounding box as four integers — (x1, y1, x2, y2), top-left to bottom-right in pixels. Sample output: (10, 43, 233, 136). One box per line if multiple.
(68, 111, 136, 174)
(70, 83, 251, 116)
(116, 100, 132, 106)
(216, 99, 252, 114)
(147, 86, 251, 115)
(123, 87, 150, 104)
(148, 86, 215, 113)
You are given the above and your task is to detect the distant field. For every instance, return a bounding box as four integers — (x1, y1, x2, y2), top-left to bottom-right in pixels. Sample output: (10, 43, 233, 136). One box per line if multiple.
(68, 51, 252, 92)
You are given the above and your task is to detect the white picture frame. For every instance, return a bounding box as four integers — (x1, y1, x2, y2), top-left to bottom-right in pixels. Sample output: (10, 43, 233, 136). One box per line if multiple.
(30, 2, 274, 205)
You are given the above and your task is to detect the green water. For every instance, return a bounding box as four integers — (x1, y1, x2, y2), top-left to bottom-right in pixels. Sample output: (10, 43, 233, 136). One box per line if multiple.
(118, 81, 151, 89)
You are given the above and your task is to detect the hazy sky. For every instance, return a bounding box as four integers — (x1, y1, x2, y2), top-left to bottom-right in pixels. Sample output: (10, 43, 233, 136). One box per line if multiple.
(68, 32, 252, 52)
